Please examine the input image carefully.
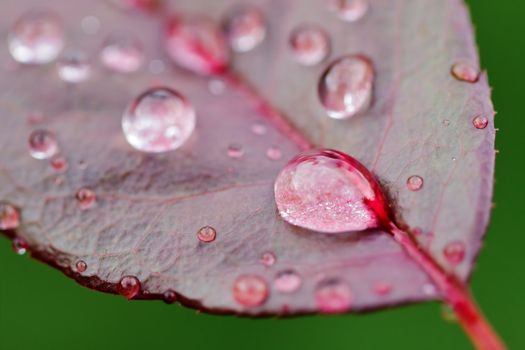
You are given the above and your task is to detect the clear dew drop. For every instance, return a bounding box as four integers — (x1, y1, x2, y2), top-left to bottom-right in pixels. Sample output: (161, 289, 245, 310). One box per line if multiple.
(472, 115, 489, 129)
(443, 240, 466, 266)
(122, 87, 196, 153)
(406, 175, 424, 192)
(50, 154, 68, 173)
(117, 275, 141, 299)
(318, 55, 374, 120)
(0, 202, 20, 230)
(328, 0, 369, 22)
(274, 149, 389, 233)
(100, 33, 144, 73)
(163, 289, 177, 304)
(28, 129, 58, 160)
(274, 270, 302, 293)
(197, 226, 217, 243)
(8, 10, 64, 64)
(232, 274, 269, 308)
(289, 25, 330, 66)
(223, 5, 266, 53)
(266, 146, 282, 161)
(57, 50, 91, 83)
(259, 252, 276, 267)
(227, 144, 244, 159)
(315, 279, 352, 314)
(12, 238, 28, 255)
(165, 16, 229, 75)
(76, 188, 96, 210)
(75, 260, 87, 273)
(451, 62, 480, 83)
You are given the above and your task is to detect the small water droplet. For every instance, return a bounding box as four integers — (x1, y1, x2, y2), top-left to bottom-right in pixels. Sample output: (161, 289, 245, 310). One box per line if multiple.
(318, 55, 374, 119)
(315, 279, 352, 314)
(122, 87, 196, 153)
(451, 62, 480, 83)
(81, 16, 101, 35)
(266, 146, 282, 161)
(148, 59, 166, 75)
(274, 270, 302, 293)
(443, 240, 466, 266)
(227, 144, 244, 159)
(260, 252, 276, 267)
(251, 122, 267, 135)
(472, 115, 489, 130)
(12, 238, 28, 255)
(163, 289, 177, 304)
(28, 129, 58, 159)
(406, 175, 423, 192)
(57, 50, 91, 83)
(197, 226, 217, 243)
(289, 25, 329, 66)
(232, 275, 268, 307)
(274, 149, 388, 233)
(208, 78, 226, 95)
(117, 275, 141, 299)
(328, 0, 369, 22)
(8, 10, 64, 64)
(165, 16, 229, 75)
(76, 188, 96, 210)
(422, 283, 437, 296)
(50, 154, 68, 173)
(0, 202, 20, 230)
(223, 5, 266, 53)
(100, 33, 143, 73)
(75, 260, 87, 273)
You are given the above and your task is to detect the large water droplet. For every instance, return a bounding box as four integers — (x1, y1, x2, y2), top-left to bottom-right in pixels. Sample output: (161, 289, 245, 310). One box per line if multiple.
(197, 226, 217, 243)
(315, 279, 352, 313)
(406, 175, 424, 192)
(443, 240, 466, 266)
(165, 16, 229, 75)
(12, 238, 28, 255)
(472, 115, 489, 130)
(223, 5, 266, 53)
(328, 0, 369, 22)
(0, 202, 20, 230)
(117, 275, 141, 299)
(57, 50, 91, 83)
(289, 25, 329, 66)
(232, 275, 268, 307)
(76, 188, 96, 210)
(122, 87, 196, 153)
(274, 270, 302, 293)
(451, 62, 480, 83)
(318, 55, 374, 119)
(274, 149, 389, 233)
(8, 10, 64, 64)
(28, 129, 58, 159)
(100, 34, 144, 73)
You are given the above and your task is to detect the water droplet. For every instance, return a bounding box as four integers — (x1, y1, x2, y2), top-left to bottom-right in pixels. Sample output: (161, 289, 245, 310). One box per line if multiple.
(8, 10, 64, 64)
(422, 283, 437, 296)
(289, 25, 329, 66)
(223, 5, 266, 53)
(260, 252, 276, 267)
(28, 129, 58, 159)
(163, 289, 177, 304)
(148, 59, 165, 75)
(50, 154, 68, 173)
(266, 146, 282, 161)
(328, 0, 369, 22)
(318, 55, 374, 119)
(75, 260, 87, 273)
(117, 275, 141, 299)
(406, 175, 423, 192)
(76, 188, 96, 210)
(227, 144, 244, 159)
(0, 202, 20, 230)
(208, 79, 225, 95)
(100, 33, 144, 73)
(443, 240, 466, 266)
(472, 115, 489, 129)
(232, 275, 268, 307)
(81, 16, 101, 35)
(274, 149, 388, 233)
(165, 16, 229, 75)
(57, 50, 91, 83)
(274, 270, 302, 293)
(251, 122, 267, 135)
(451, 62, 480, 83)
(122, 87, 196, 153)
(197, 226, 217, 243)
(12, 238, 28, 255)
(373, 281, 392, 296)
(315, 279, 352, 313)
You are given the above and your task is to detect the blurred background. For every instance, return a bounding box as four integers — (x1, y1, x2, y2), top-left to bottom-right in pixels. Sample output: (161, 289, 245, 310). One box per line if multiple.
(0, 1, 523, 349)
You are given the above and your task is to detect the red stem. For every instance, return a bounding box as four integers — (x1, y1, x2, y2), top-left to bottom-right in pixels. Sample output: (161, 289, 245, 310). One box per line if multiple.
(388, 224, 505, 350)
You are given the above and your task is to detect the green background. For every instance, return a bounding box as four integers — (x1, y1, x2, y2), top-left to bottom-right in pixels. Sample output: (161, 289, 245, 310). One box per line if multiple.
(1, 1, 523, 349)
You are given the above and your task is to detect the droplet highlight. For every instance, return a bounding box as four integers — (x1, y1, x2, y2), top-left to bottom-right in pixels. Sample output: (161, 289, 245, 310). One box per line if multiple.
(232, 275, 268, 307)
(289, 25, 329, 66)
(223, 5, 266, 53)
(28, 129, 58, 160)
(57, 50, 91, 83)
(100, 34, 143, 73)
(117, 275, 141, 299)
(328, 0, 369, 22)
(227, 144, 244, 159)
(197, 226, 217, 243)
(274, 270, 302, 293)
(12, 238, 28, 255)
(0, 202, 20, 230)
(76, 188, 96, 210)
(315, 279, 352, 314)
(266, 146, 282, 161)
(451, 62, 480, 83)
(406, 175, 423, 192)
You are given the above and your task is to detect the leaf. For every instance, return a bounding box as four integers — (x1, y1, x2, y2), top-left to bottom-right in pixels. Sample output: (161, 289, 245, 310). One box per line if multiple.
(0, 0, 494, 316)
